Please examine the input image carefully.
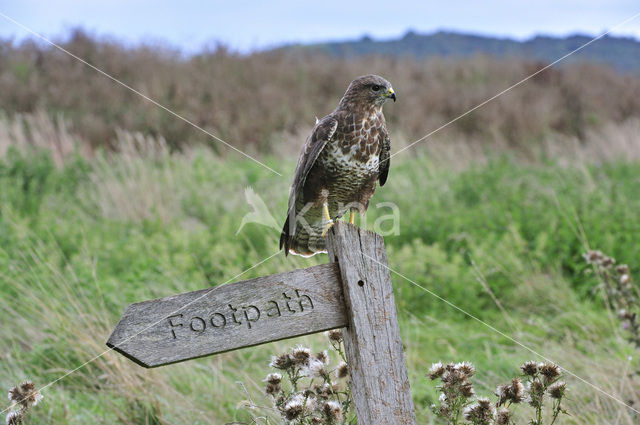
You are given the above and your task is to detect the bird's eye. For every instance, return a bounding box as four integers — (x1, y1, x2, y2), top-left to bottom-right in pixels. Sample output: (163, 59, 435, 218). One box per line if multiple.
(371, 84, 381, 92)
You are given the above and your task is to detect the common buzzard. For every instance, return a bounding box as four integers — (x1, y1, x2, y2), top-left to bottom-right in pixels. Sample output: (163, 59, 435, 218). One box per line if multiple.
(280, 75, 395, 256)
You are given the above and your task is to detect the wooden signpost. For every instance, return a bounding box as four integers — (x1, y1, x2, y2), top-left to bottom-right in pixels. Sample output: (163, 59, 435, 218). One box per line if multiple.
(108, 222, 417, 424)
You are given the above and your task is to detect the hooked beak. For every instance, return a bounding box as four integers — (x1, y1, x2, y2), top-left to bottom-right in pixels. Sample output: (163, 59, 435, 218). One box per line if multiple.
(387, 87, 396, 102)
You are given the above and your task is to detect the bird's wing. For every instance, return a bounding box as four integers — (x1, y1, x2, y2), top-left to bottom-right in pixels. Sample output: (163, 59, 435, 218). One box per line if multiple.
(280, 115, 338, 252)
(378, 133, 391, 186)
(287, 115, 338, 213)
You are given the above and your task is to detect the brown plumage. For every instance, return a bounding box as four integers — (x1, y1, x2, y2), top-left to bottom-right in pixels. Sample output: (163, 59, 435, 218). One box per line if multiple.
(280, 75, 395, 256)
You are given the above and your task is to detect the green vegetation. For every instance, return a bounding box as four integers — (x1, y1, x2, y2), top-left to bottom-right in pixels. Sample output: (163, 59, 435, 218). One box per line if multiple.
(1, 140, 638, 423)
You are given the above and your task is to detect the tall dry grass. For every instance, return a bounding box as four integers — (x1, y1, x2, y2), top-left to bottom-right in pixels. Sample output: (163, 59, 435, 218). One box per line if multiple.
(2, 108, 638, 175)
(0, 110, 80, 167)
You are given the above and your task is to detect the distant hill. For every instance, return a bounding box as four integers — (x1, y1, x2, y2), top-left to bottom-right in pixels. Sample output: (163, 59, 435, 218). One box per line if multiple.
(278, 31, 640, 72)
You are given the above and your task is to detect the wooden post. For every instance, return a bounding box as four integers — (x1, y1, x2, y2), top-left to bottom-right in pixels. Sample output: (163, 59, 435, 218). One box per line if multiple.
(327, 222, 417, 425)
(108, 222, 417, 423)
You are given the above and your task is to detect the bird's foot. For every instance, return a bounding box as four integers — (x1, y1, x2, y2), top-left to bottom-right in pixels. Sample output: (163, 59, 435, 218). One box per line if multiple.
(321, 219, 334, 237)
(349, 210, 355, 224)
(321, 199, 334, 236)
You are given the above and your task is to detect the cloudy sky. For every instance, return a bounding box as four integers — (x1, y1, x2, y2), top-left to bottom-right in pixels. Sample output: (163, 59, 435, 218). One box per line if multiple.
(1, 1, 639, 52)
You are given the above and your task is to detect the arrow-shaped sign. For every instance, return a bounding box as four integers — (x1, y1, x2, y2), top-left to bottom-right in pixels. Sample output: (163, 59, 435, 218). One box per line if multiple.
(107, 263, 347, 367)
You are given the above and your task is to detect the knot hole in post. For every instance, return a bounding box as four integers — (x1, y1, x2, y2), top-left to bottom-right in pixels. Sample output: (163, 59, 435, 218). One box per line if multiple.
(357, 280, 365, 287)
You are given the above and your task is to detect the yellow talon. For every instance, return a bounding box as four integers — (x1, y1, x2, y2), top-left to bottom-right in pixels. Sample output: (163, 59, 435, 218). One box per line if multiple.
(321, 201, 334, 237)
(321, 220, 334, 237)
(349, 210, 355, 224)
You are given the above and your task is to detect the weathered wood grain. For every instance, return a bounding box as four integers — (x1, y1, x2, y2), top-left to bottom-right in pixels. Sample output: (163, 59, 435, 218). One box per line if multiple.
(107, 263, 346, 367)
(327, 222, 417, 425)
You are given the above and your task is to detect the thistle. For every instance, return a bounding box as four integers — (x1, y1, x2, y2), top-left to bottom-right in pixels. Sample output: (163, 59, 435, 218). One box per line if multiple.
(430, 361, 568, 425)
(336, 362, 349, 379)
(496, 377, 524, 405)
(5, 381, 42, 425)
(463, 397, 494, 425)
(538, 363, 561, 385)
(547, 381, 566, 400)
(322, 400, 343, 422)
(584, 250, 640, 348)
(292, 346, 312, 365)
(428, 361, 478, 424)
(495, 407, 511, 425)
(252, 331, 354, 423)
(270, 353, 294, 370)
(326, 329, 343, 343)
(264, 373, 283, 395)
(428, 361, 446, 380)
(283, 393, 305, 420)
(520, 361, 538, 376)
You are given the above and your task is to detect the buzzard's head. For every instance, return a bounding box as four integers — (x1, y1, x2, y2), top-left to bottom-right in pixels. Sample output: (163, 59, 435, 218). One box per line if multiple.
(340, 75, 396, 108)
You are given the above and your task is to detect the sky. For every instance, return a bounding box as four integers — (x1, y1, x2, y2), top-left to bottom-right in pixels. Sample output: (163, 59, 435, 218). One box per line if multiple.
(1, 1, 639, 52)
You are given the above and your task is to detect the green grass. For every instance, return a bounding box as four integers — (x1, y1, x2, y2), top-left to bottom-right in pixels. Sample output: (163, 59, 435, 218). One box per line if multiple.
(0, 146, 639, 423)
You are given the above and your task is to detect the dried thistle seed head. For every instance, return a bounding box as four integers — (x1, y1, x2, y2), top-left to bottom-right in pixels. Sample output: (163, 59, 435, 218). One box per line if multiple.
(7, 387, 23, 404)
(315, 350, 329, 365)
(441, 369, 467, 387)
(270, 353, 294, 370)
(337, 362, 349, 379)
(539, 363, 561, 384)
(310, 417, 323, 425)
(495, 407, 511, 425)
(427, 362, 446, 380)
(548, 381, 566, 399)
(463, 398, 494, 424)
(283, 393, 305, 420)
(460, 382, 475, 398)
(437, 403, 451, 417)
(315, 382, 334, 398)
(303, 358, 327, 378)
(520, 361, 538, 376)
(323, 401, 343, 422)
(8, 382, 41, 410)
(508, 378, 524, 403)
(616, 264, 630, 275)
(454, 361, 476, 378)
(583, 250, 604, 265)
(265, 382, 281, 396)
(292, 346, 312, 365)
(283, 404, 303, 420)
(620, 274, 631, 285)
(526, 380, 545, 407)
(530, 379, 545, 396)
(265, 373, 282, 385)
(601, 256, 616, 268)
(496, 384, 508, 404)
(327, 329, 343, 343)
(477, 398, 492, 409)
(304, 395, 318, 411)
(5, 410, 22, 425)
